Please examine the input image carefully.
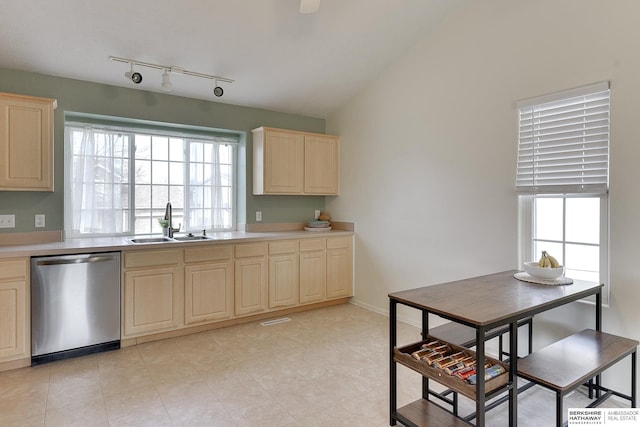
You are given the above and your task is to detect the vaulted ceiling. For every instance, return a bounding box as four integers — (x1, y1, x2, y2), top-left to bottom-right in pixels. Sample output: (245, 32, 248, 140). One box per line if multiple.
(0, 0, 466, 118)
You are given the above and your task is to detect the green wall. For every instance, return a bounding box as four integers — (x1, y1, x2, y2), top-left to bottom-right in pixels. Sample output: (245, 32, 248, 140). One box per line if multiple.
(0, 68, 327, 234)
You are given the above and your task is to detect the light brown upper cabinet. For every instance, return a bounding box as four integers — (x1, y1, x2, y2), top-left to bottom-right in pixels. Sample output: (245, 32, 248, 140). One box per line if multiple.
(0, 92, 56, 192)
(252, 127, 339, 195)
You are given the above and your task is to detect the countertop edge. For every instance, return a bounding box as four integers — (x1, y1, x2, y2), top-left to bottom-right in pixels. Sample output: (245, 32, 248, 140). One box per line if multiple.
(0, 229, 354, 259)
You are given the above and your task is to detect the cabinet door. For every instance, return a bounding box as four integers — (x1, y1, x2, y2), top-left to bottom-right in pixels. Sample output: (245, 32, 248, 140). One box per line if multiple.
(234, 258, 268, 316)
(326, 248, 353, 299)
(299, 251, 326, 304)
(0, 280, 28, 361)
(185, 262, 233, 325)
(269, 254, 298, 308)
(123, 267, 183, 337)
(263, 130, 304, 194)
(304, 134, 339, 195)
(0, 93, 55, 191)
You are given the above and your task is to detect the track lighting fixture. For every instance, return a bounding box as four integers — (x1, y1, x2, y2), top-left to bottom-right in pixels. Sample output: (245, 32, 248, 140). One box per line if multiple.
(109, 56, 233, 97)
(213, 79, 223, 97)
(161, 69, 173, 92)
(124, 64, 143, 84)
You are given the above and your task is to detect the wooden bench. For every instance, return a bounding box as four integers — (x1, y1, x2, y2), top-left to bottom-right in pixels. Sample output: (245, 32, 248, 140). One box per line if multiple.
(517, 329, 638, 427)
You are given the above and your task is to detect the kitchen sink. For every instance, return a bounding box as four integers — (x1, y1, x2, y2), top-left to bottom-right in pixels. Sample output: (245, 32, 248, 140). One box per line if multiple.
(126, 236, 174, 244)
(173, 235, 212, 241)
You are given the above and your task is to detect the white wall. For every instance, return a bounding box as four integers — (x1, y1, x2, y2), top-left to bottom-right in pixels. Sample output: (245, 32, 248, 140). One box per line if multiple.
(327, 0, 640, 395)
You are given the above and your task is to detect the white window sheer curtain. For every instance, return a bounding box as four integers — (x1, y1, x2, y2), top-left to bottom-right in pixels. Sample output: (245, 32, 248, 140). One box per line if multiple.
(187, 140, 229, 230)
(67, 125, 130, 236)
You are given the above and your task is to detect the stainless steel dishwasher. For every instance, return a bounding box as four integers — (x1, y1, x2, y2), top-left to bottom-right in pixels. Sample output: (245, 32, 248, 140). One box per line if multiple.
(31, 252, 121, 365)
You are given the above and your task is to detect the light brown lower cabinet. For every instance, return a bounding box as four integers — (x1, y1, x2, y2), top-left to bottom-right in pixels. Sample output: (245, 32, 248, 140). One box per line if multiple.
(234, 243, 268, 317)
(122, 249, 184, 338)
(268, 240, 299, 309)
(184, 245, 234, 325)
(123, 267, 184, 337)
(120, 235, 352, 341)
(0, 258, 29, 364)
(326, 236, 353, 299)
(299, 238, 327, 304)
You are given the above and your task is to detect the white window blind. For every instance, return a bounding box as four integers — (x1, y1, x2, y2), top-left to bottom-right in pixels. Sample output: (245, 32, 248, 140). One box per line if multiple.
(516, 81, 610, 194)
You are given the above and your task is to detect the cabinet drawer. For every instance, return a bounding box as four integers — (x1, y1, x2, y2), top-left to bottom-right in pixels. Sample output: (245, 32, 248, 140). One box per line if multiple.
(124, 249, 182, 269)
(0, 258, 27, 280)
(269, 240, 298, 255)
(235, 243, 267, 258)
(299, 238, 325, 252)
(327, 236, 351, 250)
(184, 245, 232, 263)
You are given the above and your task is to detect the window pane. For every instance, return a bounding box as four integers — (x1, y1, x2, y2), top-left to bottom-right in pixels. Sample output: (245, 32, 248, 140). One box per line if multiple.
(566, 198, 599, 244)
(535, 198, 563, 241)
(565, 243, 599, 283)
(151, 160, 169, 185)
(135, 185, 151, 208)
(169, 138, 184, 162)
(152, 137, 169, 161)
(135, 135, 151, 160)
(190, 142, 203, 161)
(136, 160, 151, 184)
(169, 162, 183, 185)
(152, 186, 169, 209)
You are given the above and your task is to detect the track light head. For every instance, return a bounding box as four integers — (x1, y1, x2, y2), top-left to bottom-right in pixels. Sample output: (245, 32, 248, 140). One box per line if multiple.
(213, 79, 223, 97)
(124, 64, 143, 84)
(160, 69, 172, 92)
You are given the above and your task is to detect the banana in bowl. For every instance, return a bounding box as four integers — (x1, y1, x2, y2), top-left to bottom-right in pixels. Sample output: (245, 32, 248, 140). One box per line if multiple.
(523, 262, 564, 280)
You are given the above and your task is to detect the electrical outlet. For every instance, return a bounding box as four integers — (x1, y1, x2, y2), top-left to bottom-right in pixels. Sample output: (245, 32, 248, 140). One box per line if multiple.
(256, 211, 262, 222)
(315, 210, 321, 219)
(0, 214, 16, 228)
(35, 214, 46, 228)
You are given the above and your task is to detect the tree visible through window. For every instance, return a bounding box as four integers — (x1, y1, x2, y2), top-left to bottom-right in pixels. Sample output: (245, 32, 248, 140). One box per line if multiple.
(65, 121, 236, 237)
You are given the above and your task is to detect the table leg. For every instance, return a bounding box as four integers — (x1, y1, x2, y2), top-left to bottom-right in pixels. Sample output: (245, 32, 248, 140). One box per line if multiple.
(596, 290, 602, 399)
(389, 300, 397, 426)
(476, 327, 486, 427)
(509, 321, 518, 426)
(632, 350, 637, 408)
(422, 311, 429, 400)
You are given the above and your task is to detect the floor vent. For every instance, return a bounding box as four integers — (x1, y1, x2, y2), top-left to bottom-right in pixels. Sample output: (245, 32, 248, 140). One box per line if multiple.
(260, 317, 291, 326)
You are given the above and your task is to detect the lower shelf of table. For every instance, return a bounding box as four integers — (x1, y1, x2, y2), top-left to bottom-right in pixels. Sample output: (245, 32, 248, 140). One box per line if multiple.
(394, 338, 510, 400)
(395, 399, 472, 427)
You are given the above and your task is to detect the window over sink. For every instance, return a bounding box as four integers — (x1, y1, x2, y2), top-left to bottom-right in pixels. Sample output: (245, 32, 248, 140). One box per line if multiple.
(64, 114, 238, 237)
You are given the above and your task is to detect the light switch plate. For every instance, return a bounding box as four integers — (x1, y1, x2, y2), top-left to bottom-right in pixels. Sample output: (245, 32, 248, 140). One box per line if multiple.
(35, 214, 45, 228)
(0, 214, 16, 228)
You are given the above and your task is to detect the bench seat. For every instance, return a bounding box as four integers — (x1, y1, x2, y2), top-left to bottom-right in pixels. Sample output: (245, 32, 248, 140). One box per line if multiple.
(517, 329, 638, 427)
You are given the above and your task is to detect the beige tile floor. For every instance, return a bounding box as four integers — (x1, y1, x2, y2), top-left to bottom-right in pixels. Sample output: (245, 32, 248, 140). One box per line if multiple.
(0, 303, 628, 426)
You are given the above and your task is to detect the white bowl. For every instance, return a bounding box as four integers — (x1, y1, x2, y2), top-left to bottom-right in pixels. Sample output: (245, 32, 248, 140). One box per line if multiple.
(523, 261, 564, 280)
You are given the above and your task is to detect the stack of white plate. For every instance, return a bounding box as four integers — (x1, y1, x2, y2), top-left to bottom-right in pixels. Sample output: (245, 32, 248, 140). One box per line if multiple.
(304, 220, 331, 231)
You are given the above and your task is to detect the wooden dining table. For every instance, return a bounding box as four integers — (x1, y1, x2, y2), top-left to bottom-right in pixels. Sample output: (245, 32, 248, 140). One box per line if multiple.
(388, 270, 603, 427)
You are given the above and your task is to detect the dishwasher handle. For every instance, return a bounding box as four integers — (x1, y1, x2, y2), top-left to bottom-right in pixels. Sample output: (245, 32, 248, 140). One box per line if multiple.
(35, 254, 119, 266)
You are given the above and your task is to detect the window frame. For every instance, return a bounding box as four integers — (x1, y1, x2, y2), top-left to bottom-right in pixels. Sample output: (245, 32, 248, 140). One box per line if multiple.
(516, 82, 610, 305)
(64, 114, 239, 238)
(518, 193, 609, 305)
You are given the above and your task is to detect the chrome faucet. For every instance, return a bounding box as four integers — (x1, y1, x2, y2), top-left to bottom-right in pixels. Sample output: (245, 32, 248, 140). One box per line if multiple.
(163, 201, 180, 238)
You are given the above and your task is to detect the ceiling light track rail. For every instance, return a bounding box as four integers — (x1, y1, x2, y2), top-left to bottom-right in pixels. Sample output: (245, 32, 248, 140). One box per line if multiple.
(109, 55, 234, 96)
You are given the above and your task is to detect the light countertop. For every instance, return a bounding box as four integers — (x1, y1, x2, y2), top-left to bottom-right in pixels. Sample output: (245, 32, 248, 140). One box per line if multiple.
(0, 229, 353, 259)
